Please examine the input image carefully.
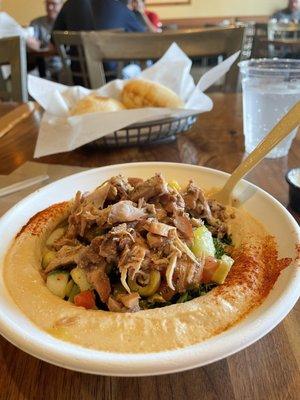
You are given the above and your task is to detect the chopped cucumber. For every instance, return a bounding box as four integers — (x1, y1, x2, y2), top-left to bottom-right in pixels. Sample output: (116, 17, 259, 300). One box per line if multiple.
(46, 271, 69, 298)
(46, 227, 65, 248)
(191, 226, 215, 258)
(42, 250, 56, 269)
(68, 283, 80, 303)
(70, 267, 91, 292)
(65, 279, 75, 297)
(212, 254, 234, 284)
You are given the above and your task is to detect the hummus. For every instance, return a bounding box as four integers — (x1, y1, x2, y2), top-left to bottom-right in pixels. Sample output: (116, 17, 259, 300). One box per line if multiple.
(3, 201, 291, 353)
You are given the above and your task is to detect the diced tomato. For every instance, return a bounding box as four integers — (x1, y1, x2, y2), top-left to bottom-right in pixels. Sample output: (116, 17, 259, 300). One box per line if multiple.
(202, 256, 219, 283)
(74, 290, 96, 309)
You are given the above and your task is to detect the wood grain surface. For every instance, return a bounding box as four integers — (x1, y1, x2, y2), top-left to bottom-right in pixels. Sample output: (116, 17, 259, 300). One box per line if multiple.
(0, 94, 299, 400)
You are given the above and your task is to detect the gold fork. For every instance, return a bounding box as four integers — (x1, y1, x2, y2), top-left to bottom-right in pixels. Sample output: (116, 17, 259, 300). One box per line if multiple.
(210, 101, 300, 206)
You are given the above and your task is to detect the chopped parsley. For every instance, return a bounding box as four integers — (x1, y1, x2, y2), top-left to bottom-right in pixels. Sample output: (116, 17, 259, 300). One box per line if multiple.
(176, 283, 217, 304)
(213, 238, 226, 259)
(213, 235, 232, 259)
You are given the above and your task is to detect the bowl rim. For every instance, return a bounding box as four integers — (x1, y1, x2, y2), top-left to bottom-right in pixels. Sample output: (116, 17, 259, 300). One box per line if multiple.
(0, 162, 299, 376)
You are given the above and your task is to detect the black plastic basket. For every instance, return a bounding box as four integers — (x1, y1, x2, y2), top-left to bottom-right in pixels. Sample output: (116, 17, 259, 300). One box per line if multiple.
(90, 113, 199, 148)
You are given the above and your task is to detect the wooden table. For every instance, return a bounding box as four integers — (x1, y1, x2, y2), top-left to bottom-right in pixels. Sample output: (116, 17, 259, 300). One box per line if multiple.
(0, 94, 299, 400)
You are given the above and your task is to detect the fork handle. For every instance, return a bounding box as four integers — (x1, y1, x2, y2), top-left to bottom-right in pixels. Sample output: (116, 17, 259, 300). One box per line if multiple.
(222, 101, 300, 196)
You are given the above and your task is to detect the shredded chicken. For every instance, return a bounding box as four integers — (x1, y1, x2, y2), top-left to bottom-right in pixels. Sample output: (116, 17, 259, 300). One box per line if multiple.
(108, 175, 133, 200)
(183, 180, 213, 221)
(129, 173, 168, 202)
(147, 232, 166, 249)
(84, 182, 111, 209)
(86, 267, 111, 303)
(118, 244, 147, 292)
(127, 177, 144, 188)
(108, 200, 148, 225)
(166, 253, 177, 290)
(45, 244, 84, 274)
(43, 173, 230, 313)
(108, 296, 124, 312)
(118, 292, 140, 311)
(173, 210, 193, 242)
(144, 220, 175, 237)
(159, 191, 185, 214)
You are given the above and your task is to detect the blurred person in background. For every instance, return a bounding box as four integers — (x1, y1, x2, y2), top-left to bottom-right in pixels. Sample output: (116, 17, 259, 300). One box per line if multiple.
(272, 0, 300, 22)
(53, 0, 145, 32)
(128, 0, 162, 32)
(29, 0, 64, 49)
(52, 0, 145, 84)
(28, 0, 64, 80)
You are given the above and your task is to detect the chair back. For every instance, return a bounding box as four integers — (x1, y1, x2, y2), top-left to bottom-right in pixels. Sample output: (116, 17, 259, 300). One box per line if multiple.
(82, 27, 245, 92)
(251, 23, 268, 58)
(53, 29, 124, 87)
(268, 21, 300, 40)
(53, 31, 92, 87)
(0, 36, 27, 102)
(267, 21, 300, 58)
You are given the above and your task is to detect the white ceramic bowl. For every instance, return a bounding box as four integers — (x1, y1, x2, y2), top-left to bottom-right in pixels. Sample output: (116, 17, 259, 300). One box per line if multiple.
(0, 162, 299, 376)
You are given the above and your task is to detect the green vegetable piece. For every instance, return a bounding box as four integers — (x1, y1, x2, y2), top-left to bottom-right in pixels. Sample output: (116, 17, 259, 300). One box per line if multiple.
(168, 180, 181, 192)
(46, 270, 69, 298)
(128, 270, 161, 297)
(191, 226, 215, 258)
(68, 283, 80, 303)
(46, 227, 65, 248)
(177, 292, 189, 303)
(41, 250, 56, 269)
(213, 238, 226, 259)
(70, 267, 91, 292)
(65, 279, 75, 297)
(212, 254, 234, 284)
(198, 283, 216, 296)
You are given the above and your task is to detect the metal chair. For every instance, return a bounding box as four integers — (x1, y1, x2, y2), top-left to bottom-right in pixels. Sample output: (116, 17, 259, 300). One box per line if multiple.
(0, 36, 27, 102)
(82, 27, 245, 92)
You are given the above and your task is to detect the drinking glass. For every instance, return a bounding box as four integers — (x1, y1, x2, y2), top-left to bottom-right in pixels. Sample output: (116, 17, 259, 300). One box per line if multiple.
(239, 59, 300, 158)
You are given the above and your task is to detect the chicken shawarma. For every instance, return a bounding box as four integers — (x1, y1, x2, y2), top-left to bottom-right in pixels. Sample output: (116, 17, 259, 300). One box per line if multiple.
(40, 174, 234, 312)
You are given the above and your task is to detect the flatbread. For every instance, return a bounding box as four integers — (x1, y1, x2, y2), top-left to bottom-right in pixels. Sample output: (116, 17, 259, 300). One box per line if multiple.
(3, 202, 291, 353)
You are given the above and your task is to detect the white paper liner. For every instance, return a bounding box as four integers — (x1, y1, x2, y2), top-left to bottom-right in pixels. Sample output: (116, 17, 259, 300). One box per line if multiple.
(0, 12, 34, 79)
(28, 43, 240, 158)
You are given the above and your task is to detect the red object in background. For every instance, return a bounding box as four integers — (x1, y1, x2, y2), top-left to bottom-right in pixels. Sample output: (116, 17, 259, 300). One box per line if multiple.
(145, 10, 162, 28)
